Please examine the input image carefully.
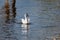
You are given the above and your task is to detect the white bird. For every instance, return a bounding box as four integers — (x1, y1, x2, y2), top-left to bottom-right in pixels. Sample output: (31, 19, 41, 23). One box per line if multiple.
(21, 13, 30, 24)
(53, 37, 56, 40)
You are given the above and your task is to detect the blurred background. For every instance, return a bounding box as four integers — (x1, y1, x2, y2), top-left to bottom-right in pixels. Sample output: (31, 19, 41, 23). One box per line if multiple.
(0, 0, 60, 40)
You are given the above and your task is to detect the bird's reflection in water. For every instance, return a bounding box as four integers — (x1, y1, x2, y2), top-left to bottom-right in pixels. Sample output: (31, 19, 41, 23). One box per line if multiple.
(0, 0, 17, 40)
(11, 6, 16, 23)
(10, 0, 16, 23)
(5, 14, 10, 24)
(21, 24, 30, 40)
(11, 0, 16, 18)
(4, 0, 10, 23)
(4, 0, 16, 23)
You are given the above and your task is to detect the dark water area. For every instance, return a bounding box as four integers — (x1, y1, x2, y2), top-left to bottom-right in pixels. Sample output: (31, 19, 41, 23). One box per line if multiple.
(0, 0, 60, 40)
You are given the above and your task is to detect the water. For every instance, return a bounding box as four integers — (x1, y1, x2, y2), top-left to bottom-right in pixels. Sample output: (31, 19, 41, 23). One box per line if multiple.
(0, 0, 60, 40)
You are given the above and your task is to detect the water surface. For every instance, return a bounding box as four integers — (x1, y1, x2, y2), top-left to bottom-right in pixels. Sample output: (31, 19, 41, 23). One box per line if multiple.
(0, 0, 60, 40)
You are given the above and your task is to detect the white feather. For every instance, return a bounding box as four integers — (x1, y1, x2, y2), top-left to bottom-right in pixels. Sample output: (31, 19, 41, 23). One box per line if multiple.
(21, 14, 30, 24)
